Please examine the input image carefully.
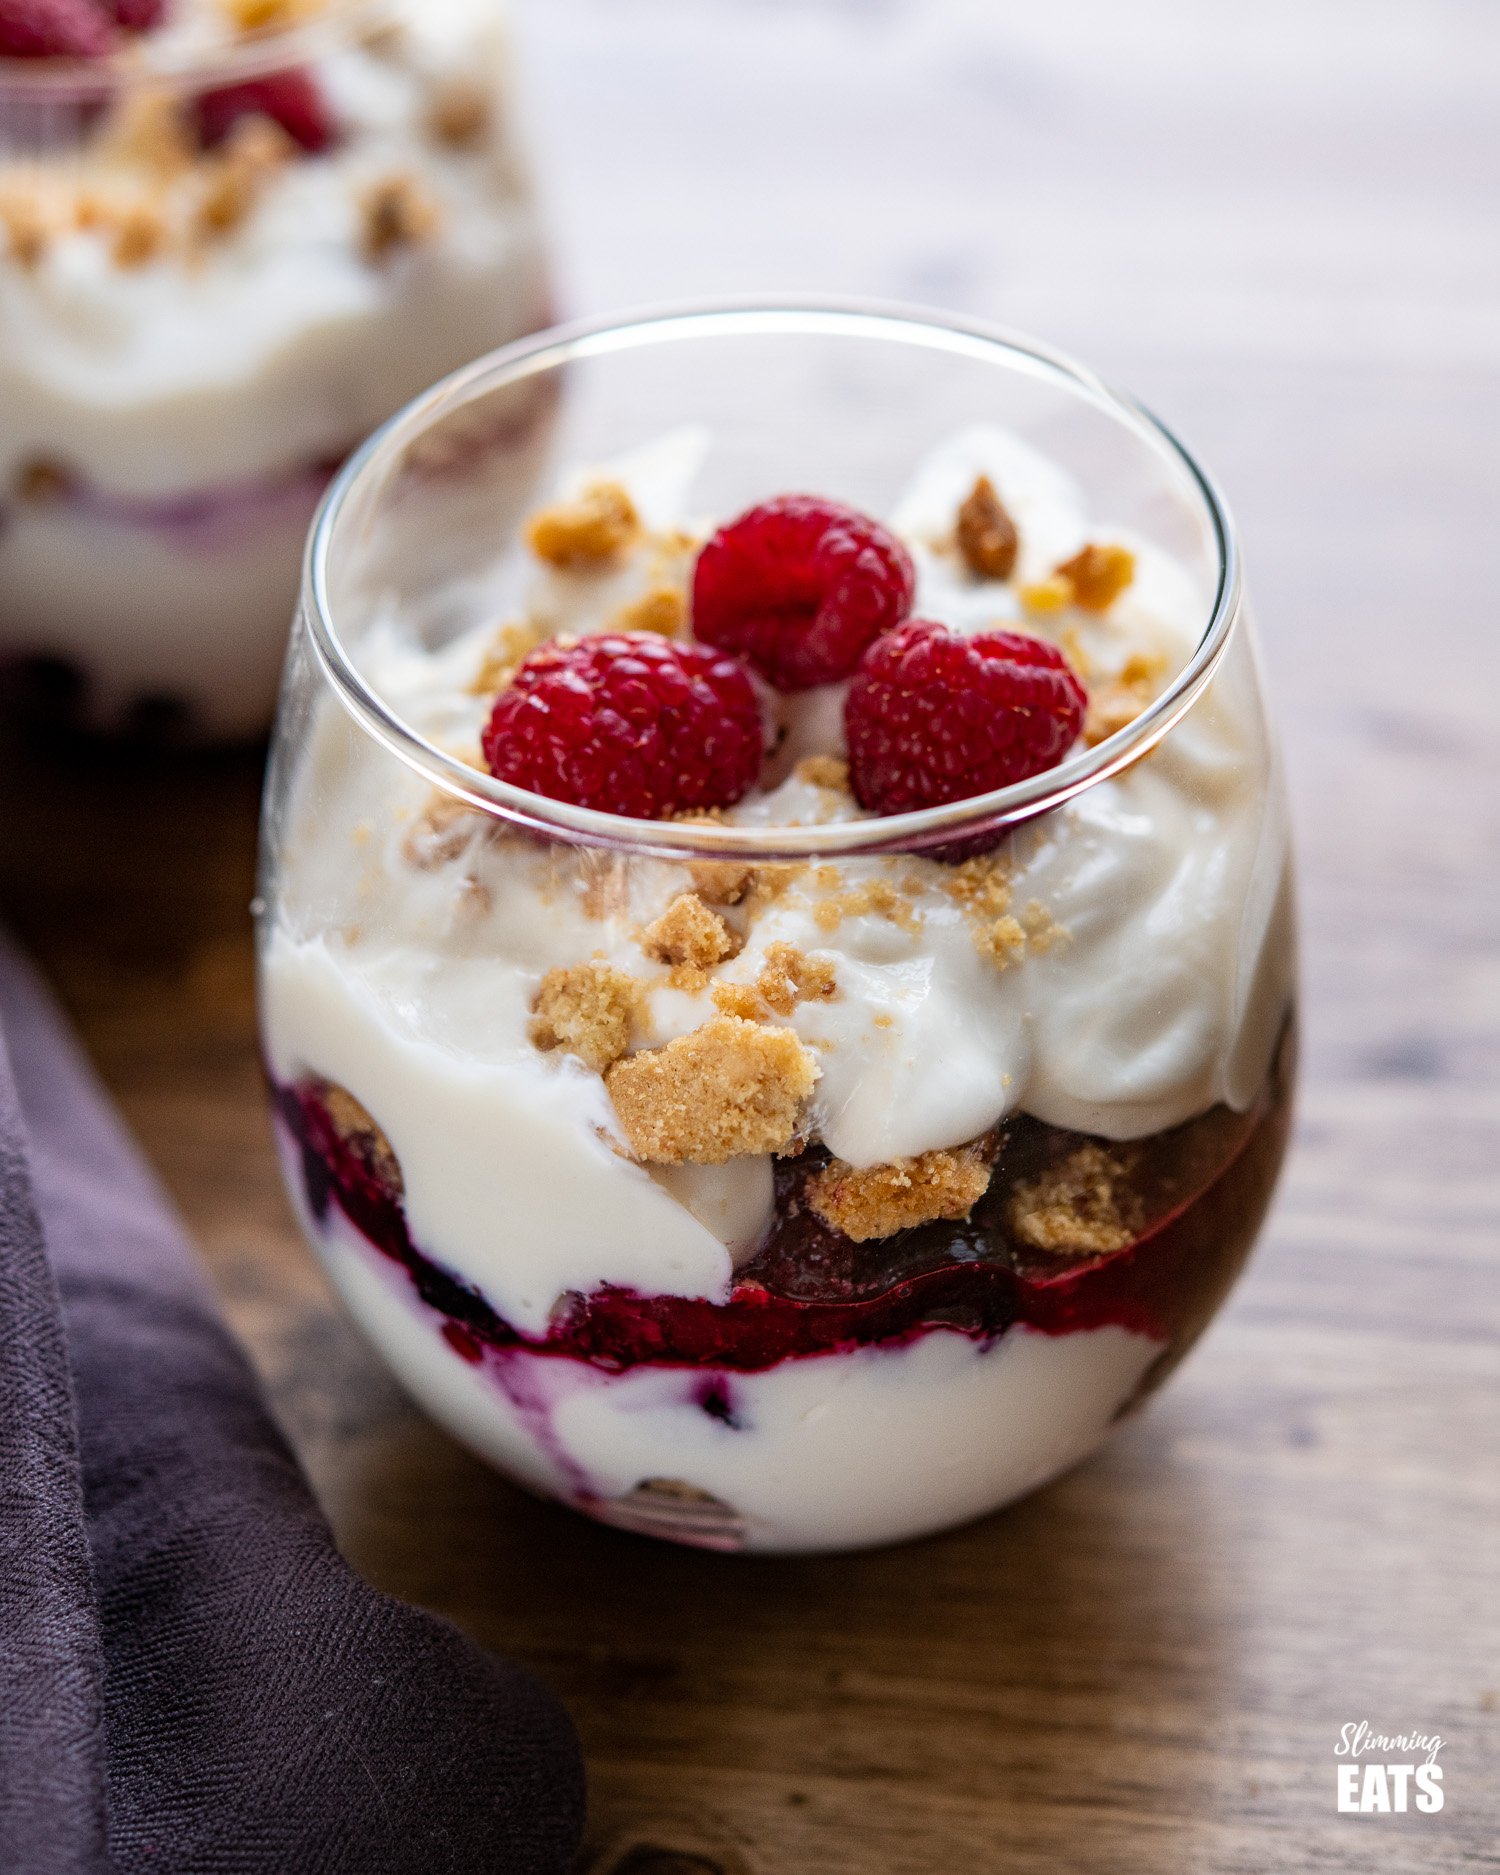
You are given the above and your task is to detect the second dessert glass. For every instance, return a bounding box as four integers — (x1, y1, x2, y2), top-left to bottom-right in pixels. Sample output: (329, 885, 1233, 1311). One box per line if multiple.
(257, 303, 1296, 1553)
(0, 0, 548, 738)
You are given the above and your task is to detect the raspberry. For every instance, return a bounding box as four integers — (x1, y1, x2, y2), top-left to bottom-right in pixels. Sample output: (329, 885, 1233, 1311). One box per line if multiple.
(692, 494, 915, 692)
(481, 633, 763, 821)
(195, 69, 334, 154)
(0, 0, 116, 57)
(102, 0, 166, 30)
(845, 620, 1087, 819)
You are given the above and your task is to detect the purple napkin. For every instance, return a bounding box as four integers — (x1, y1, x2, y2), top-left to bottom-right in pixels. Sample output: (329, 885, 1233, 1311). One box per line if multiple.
(0, 939, 585, 1875)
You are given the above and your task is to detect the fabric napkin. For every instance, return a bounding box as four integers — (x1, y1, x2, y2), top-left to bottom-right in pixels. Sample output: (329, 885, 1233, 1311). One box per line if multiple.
(0, 937, 585, 1875)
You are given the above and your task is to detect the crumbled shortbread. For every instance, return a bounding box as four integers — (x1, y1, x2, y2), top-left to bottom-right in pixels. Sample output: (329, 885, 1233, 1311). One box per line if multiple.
(812, 876, 921, 935)
(322, 1080, 403, 1192)
(711, 981, 765, 1021)
(609, 586, 686, 637)
(980, 915, 1027, 968)
(1084, 649, 1170, 746)
(466, 619, 544, 698)
(225, 0, 324, 33)
(807, 1139, 994, 1242)
(605, 1018, 818, 1163)
(1021, 898, 1068, 954)
(640, 893, 736, 969)
(195, 118, 294, 240)
(943, 853, 1013, 922)
(530, 960, 646, 1074)
(955, 474, 1020, 581)
(794, 754, 851, 794)
(1008, 1142, 1142, 1255)
(526, 480, 641, 570)
(0, 192, 50, 269)
(426, 76, 493, 149)
(14, 457, 75, 504)
(401, 791, 479, 869)
(1018, 575, 1073, 617)
(102, 90, 195, 176)
(754, 941, 837, 1015)
(111, 201, 168, 269)
(360, 173, 441, 263)
(1055, 542, 1136, 613)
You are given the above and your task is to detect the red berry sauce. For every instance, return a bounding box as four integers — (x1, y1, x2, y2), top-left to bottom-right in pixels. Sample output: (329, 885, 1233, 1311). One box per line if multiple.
(271, 1021, 1293, 1392)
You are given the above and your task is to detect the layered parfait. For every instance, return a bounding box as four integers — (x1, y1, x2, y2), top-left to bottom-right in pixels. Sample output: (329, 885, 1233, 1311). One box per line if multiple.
(260, 415, 1295, 1553)
(0, 0, 547, 736)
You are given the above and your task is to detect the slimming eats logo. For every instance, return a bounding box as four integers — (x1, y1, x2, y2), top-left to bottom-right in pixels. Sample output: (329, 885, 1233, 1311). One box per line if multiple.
(1335, 1722, 1444, 1814)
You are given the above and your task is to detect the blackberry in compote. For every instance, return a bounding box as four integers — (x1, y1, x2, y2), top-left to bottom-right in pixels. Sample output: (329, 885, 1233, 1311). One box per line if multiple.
(258, 310, 1296, 1552)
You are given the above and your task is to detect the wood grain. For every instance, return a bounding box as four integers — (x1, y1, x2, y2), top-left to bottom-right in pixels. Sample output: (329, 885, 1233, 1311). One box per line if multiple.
(2, 1, 1498, 1867)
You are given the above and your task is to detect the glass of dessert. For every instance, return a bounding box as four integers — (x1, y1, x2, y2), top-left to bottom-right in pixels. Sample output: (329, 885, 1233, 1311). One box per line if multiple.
(0, 0, 548, 738)
(257, 304, 1296, 1553)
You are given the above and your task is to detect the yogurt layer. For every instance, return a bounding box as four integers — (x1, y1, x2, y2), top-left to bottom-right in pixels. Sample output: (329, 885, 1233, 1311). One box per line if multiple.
(260, 423, 1294, 1336)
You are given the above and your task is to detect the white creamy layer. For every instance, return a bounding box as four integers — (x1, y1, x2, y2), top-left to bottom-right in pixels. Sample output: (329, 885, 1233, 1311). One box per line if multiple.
(0, 0, 546, 495)
(260, 424, 1293, 1335)
(314, 1202, 1164, 1553)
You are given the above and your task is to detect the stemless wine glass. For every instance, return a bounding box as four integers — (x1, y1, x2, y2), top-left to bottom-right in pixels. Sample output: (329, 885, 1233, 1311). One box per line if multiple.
(257, 303, 1297, 1554)
(0, 0, 548, 739)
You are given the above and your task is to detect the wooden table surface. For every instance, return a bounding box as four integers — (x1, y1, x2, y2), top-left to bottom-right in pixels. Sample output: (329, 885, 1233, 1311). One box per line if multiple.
(3, 1, 1498, 1868)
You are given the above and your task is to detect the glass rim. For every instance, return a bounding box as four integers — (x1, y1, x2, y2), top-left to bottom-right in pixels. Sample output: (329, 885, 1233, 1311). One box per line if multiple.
(0, 0, 382, 98)
(302, 297, 1244, 863)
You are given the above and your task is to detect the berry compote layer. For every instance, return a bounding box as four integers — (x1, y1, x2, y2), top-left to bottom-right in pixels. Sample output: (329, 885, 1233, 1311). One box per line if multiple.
(0, 0, 548, 737)
(258, 422, 1296, 1550)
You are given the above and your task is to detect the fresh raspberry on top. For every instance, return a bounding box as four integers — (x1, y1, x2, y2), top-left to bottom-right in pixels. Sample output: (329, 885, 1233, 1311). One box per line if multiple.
(481, 632, 764, 821)
(845, 620, 1086, 818)
(692, 494, 915, 692)
(195, 69, 335, 154)
(0, 0, 117, 58)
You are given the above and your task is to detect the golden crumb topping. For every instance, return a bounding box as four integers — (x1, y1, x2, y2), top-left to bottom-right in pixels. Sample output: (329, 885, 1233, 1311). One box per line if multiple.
(401, 792, 479, 870)
(360, 173, 441, 264)
(955, 474, 1020, 581)
(322, 1081, 403, 1192)
(466, 619, 545, 698)
(1020, 898, 1068, 954)
(1018, 575, 1073, 618)
(14, 457, 75, 504)
(1083, 648, 1170, 746)
(754, 941, 838, 1015)
(111, 200, 168, 269)
(812, 876, 921, 936)
(224, 0, 325, 33)
(530, 960, 647, 1074)
(194, 117, 294, 240)
(710, 981, 765, 1021)
(640, 893, 736, 970)
(426, 76, 493, 150)
(526, 480, 642, 570)
(609, 585, 687, 637)
(1055, 542, 1136, 613)
(806, 1139, 994, 1242)
(1008, 1142, 1142, 1255)
(979, 914, 1027, 968)
(0, 192, 50, 269)
(605, 1017, 818, 1164)
(793, 754, 852, 794)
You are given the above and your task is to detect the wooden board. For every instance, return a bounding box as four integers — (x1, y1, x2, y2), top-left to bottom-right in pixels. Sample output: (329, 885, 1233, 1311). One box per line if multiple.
(2, 0, 1497, 1866)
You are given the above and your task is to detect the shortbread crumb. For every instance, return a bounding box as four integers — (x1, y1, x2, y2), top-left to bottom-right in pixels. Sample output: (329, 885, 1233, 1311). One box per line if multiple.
(955, 474, 1019, 581)
(807, 1139, 994, 1242)
(426, 76, 492, 149)
(1056, 542, 1136, 613)
(526, 480, 641, 570)
(641, 893, 735, 969)
(1008, 1142, 1142, 1255)
(111, 201, 168, 269)
(360, 173, 441, 263)
(466, 619, 544, 697)
(1021, 898, 1068, 954)
(813, 877, 921, 935)
(194, 117, 294, 239)
(0, 193, 50, 269)
(755, 941, 837, 1015)
(530, 961, 646, 1074)
(794, 754, 851, 794)
(322, 1080, 403, 1192)
(609, 585, 686, 637)
(1019, 575, 1072, 617)
(711, 981, 765, 1021)
(979, 914, 1027, 968)
(1084, 648, 1169, 746)
(401, 792, 478, 869)
(605, 1018, 817, 1163)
